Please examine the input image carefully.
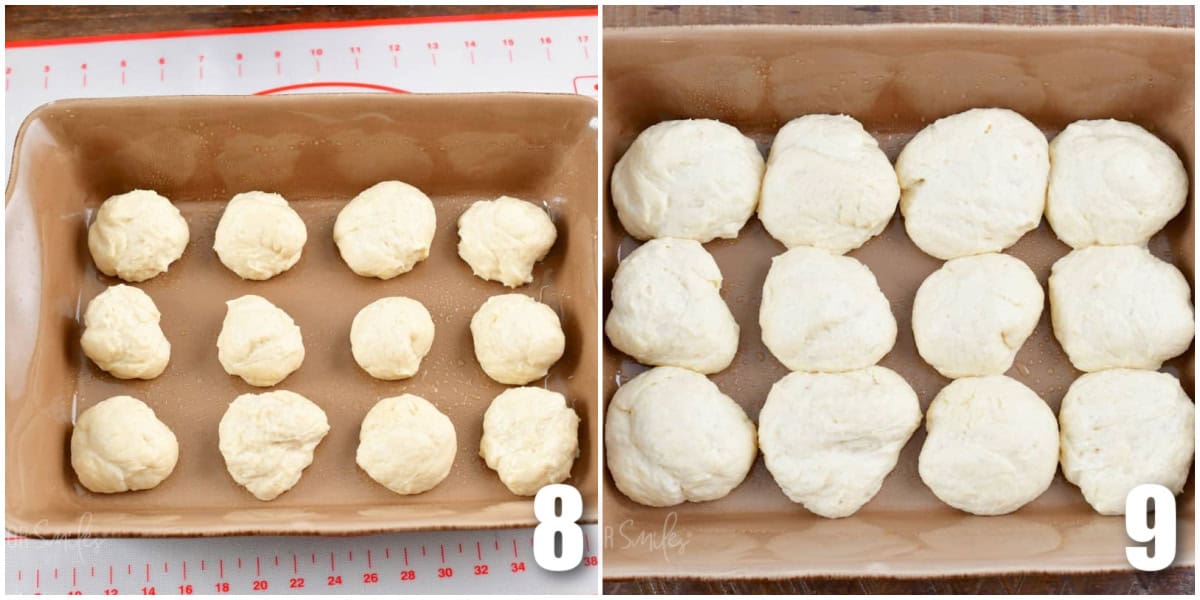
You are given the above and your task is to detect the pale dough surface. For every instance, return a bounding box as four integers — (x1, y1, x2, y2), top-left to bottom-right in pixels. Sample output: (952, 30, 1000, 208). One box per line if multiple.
(81, 284, 171, 380)
(1050, 245, 1194, 372)
(1059, 369, 1195, 515)
(758, 367, 921, 518)
(1047, 119, 1188, 248)
(71, 396, 179, 493)
(918, 376, 1059, 515)
(334, 181, 437, 279)
(217, 295, 305, 387)
(357, 394, 457, 495)
(604, 238, 739, 374)
(605, 366, 757, 507)
(350, 296, 435, 380)
(897, 108, 1049, 260)
(470, 293, 565, 385)
(218, 390, 330, 501)
(88, 189, 189, 282)
(612, 119, 764, 242)
(213, 191, 308, 280)
(457, 196, 557, 288)
(479, 387, 579, 496)
(759, 114, 899, 254)
(760, 246, 896, 372)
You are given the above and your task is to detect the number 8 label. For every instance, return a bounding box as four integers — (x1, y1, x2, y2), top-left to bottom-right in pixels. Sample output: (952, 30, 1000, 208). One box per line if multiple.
(1126, 483, 1176, 571)
(533, 484, 584, 571)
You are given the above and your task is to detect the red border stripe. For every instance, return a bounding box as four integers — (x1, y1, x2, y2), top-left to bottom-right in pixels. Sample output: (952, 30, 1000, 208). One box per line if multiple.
(253, 81, 409, 95)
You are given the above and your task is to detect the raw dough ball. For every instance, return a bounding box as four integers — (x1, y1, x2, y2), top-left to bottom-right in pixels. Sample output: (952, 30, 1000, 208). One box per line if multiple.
(896, 108, 1049, 260)
(759, 114, 899, 253)
(605, 366, 756, 507)
(470, 294, 565, 385)
(71, 396, 178, 493)
(88, 189, 189, 282)
(218, 390, 330, 501)
(81, 284, 171, 379)
(350, 297, 435, 380)
(1059, 369, 1196, 515)
(480, 387, 579, 496)
(334, 181, 437, 279)
(1047, 119, 1188, 248)
(457, 196, 556, 288)
(217, 295, 305, 386)
(611, 119, 764, 242)
(912, 253, 1044, 378)
(760, 246, 896, 372)
(604, 238, 739, 374)
(759, 367, 921, 518)
(356, 395, 457, 495)
(1050, 245, 1194, 372)
(213, 191, 307, 280)
(918, 376, 1059, 515)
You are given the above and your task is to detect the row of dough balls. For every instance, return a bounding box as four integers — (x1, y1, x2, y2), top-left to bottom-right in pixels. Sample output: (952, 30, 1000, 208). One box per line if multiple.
(87, 183, 557, 288)
(70, 387, 580, 500)
(608, 365, 1194, 517)
(82, 285, 565, 387)
(612, 110, 1187, 259)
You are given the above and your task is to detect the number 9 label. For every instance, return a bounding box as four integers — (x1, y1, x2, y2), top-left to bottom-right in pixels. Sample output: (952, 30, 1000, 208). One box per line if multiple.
(533, 484, 584, 571)
(1126, 483, 1176, 571)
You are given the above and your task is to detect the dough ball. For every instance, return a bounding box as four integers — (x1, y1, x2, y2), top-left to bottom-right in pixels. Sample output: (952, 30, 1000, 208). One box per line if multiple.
(356, 395, 457, 495)
(760, 246, 896, 372)
(217, 295, 305, 386)
(71, 396, 178, 493)
(912, 253, 1044, 378)
(218, 390, 330, 501)
(470, 294, 565, 385)
(213, 191, 307, 280)
(605, 366, 756, 507)
(897, 108, 1049, 260)
(1050, 245, 1194, 372)
(1047, 119, 1188, 248)
(918, 376, 1059, 515)
(604, 238, 739, 374)
(480, 387, 579, 496)
(81, 284, 171, 379)
(350, 297, 435, 380)
(88, 189, 189, 282)
(1059, 369, 1195, 515)
(759, 367, 921, 518)
(457, 196, 556, 288)
(334, 181, 437, 279)
(611, 119, 764, 242)
(759, 114, 899, 254)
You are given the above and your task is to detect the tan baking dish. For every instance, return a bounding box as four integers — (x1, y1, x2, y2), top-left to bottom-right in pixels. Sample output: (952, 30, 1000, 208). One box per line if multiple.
(602, 25, 1194, 579)
(6, 93, 598, 537)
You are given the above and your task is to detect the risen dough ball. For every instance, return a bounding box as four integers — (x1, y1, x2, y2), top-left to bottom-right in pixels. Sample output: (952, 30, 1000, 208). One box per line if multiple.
(71, 396, 178, 493)
(213, 191, 307, 280)
(350, 297, 435, 380)
(334, 181, 437, 279)
(81, 284, 171, 379)
(918, 376, 1059, 515)
(912, 253, 1044, 378)
(760, 246, 896, 372)
(1050, 245, 1194, 372)
(759, 367, 921, 518)
(457, 196, 556, 288)
(470, 294, 565, 385)
(759, 114, 899, 253)
(218, 390, 330, 501)
(480, 387, 579, 496)
(356, 395, 457, 495)
(611, 119, 764, 242)
(1059, 369, 1196, 515)
(605, 366, 756, 507)
(88, 189, 189, 282)
(897, 108, 1049, 260)
(604, 238, 739, 374)
(1047, 119, 1188, 248)
(217, 295, 305, 386)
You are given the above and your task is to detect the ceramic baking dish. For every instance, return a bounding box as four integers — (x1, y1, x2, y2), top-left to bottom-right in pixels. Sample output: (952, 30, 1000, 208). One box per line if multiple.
(602, 25, 1194, 579)
(5, 93, 598, 537)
